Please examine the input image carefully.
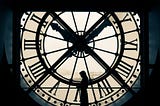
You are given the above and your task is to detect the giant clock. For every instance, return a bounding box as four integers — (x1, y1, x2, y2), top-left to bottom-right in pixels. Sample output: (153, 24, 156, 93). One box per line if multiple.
(20, 11, 141, 106)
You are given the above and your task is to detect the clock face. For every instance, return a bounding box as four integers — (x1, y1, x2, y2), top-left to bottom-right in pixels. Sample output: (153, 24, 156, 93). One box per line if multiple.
(20, 11, 141, 106)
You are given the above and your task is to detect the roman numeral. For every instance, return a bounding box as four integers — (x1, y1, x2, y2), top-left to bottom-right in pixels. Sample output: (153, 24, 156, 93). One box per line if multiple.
(97, 79, 113, 98)
(30, 14, 48, 27)
(24, 39, 41, 50)
(116, 60, 133, 78)
(119, 13, 132, 23)
(28, 61, 45, 79)
(24, 12, 30, 15)
(48, 81, 60, 95)
(113, 13, 132, 24)
(124, 38, 138, 51)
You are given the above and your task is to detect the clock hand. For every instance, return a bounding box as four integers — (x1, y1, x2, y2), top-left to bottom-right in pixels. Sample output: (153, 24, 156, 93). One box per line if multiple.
(51, 23, 74, 42)
(51, 12, 78, 43)
(84, 13, 109, 40)
(86, 19, 112, 42)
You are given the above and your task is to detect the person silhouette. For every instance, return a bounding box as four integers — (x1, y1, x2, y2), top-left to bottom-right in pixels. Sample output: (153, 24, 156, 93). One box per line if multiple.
(78, 71, 89, 106)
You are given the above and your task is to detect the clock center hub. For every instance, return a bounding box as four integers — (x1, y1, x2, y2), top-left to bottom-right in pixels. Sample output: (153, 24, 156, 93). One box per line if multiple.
(75, 36, 86, 51)
(69, 31, 95, 58)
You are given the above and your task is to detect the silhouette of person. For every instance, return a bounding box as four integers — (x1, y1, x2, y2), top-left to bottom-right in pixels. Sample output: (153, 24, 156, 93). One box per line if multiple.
(78, 71, 89, 106)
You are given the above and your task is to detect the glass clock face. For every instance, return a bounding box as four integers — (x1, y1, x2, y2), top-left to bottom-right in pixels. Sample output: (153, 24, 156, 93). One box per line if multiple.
(20, 11, 141, 106)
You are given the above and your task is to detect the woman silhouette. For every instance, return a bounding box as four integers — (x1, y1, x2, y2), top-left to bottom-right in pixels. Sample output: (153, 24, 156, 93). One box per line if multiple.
(79, 71, 89, 106)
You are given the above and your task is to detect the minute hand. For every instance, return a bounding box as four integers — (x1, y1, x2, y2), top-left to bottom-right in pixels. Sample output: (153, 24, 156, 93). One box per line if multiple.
(51, 12, 78, 43)
(84, 13, 109, 41)
(86, 19, 112, 42)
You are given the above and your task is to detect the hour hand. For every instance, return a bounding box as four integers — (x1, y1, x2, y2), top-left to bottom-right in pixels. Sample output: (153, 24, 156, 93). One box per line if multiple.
(51, 23, 74, 43)
(86, 19, 112, 42)
(51, 23, 59, 31)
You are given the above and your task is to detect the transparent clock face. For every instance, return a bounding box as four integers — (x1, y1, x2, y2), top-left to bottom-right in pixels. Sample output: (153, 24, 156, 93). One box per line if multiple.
(20, 11, 141, 106)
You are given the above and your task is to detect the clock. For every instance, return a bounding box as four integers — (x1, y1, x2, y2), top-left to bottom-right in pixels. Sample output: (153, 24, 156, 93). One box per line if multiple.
(20, 11, 141, 106)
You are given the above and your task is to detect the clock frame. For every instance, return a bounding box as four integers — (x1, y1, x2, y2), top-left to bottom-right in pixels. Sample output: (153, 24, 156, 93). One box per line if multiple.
(18, 11, 143, 106)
